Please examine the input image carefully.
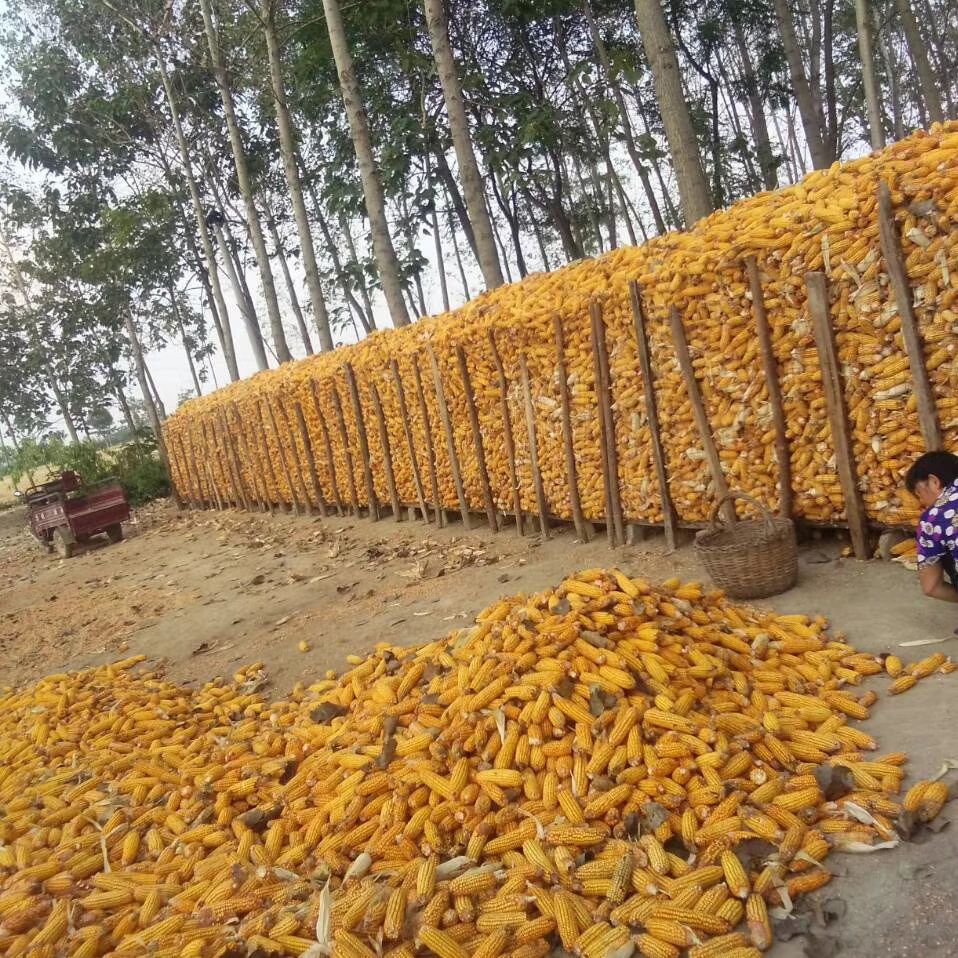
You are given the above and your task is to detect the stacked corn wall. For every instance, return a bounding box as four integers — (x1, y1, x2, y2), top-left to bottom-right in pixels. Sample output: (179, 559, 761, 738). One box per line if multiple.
(165, 124, 958, 531)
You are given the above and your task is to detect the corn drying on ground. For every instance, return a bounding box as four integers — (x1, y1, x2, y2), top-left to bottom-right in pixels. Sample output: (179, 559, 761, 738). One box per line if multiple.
(0, 568, 953, 957)
(167, 121, 958, 532)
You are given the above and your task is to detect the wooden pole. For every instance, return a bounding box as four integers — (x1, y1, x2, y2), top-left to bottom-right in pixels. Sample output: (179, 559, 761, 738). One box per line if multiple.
(205, 418, 239, 508)
(263, 398, 302, 514)
(590, 301, 624, 546)
(411, 355, 444, 527)
(218, 408, 252, 511)
(203, 452, 224, 511)
(487, 330, 524, 536)
(164, 430, 188, 510)
(519, 352, 550, 538)
(455, 344, 499, 531)
(171, 432, 198, 508)
(253, 401, 285, 511)
(308, 380, 345, 516)
(292, 399, 328, 517)
(369, 381, 402, 521)
(344, 363, 381, 521)
(428, 346, 472, 529)
(806, 271, 871, 559)
(628, 282, 679, 550)
(229, 401, 269, 511)
(275, 398, 313, 513)
(668, 304, 737, 525)
(184, 426, 209, 508)
(877, 180, 942, 450)
(329, 383, 361, 516)
(745, 257, 793, 517)
(391, 358, 431, 523)
(553, 315, 589, 542)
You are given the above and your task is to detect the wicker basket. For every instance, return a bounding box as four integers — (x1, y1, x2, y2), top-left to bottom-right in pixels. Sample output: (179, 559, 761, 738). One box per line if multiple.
(694, 492, 798, 599)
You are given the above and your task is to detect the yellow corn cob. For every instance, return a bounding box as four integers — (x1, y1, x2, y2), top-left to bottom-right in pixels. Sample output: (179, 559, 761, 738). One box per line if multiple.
(416, 926, 469, 958)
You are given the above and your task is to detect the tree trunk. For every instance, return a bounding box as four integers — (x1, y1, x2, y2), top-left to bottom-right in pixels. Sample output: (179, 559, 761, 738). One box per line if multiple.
(771, 0, 831, 168)
(304, 182, 374, 334)
(213, 221, 269, 370)
(489, 168, 529, 278)
(425, 153, 451, 312)
(124, 309, 169, 473)
(263, 204, 314, 355)
(854, 0, 885, 150)
(434, 149, 479, 261)
(320, 0, 411, 327)
(877, 25, 907, 138)
(581, 2, 667, 233)
(0, 231, 81, 443)
(423, 0, 504, 289)
(732, 20, 779, 190)
(198, 0, 292, 363)
(179, 214, 238, 380)
(261, 0, 334, 351)
(112, 376, 137, 433)
(485, 194, 514, 281)
(611, 167, 638, 245)
(894, 0, 944, 123)
(154, 59, 240, 382)
(447, 206, 472, 299)
(145, 362, 167, 422)
(170, 289, 203, 396)
(822, 0, 839, 159)
(632, 0, 713, 225)
(338, 212, 377, 331)
(630, 82, 682, 229)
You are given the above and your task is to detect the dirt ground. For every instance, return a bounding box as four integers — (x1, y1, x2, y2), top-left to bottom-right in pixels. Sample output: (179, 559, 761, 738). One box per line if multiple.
(1, 500, 956, 957)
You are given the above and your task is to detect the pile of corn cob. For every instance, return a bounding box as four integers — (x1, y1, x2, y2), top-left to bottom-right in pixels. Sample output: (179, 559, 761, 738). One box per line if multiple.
(0, 571, 951, 957)
(166, 122, 958, 533)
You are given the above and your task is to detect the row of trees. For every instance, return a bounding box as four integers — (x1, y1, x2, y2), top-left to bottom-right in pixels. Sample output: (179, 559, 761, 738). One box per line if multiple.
(0, 0, 953, 454)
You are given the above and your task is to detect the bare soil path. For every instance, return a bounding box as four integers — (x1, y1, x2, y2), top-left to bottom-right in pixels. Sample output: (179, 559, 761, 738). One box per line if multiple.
(1, 500, 956, 956)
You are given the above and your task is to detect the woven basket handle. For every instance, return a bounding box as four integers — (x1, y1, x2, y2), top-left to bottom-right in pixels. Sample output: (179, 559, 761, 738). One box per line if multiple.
(706, 490, 777, 533)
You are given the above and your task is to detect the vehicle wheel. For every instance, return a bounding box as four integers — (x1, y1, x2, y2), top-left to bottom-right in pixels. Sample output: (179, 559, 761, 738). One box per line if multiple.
(105, 523, 124, 544)
(53, 526, 75, 559)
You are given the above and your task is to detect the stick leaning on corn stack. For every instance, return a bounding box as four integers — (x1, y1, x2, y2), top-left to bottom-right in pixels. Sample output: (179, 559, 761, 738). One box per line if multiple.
(0, 571, 952, 957)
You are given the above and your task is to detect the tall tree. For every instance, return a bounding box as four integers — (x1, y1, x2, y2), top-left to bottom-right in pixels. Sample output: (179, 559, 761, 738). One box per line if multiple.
(854, 0, 885, 151)
(894, 0, 944, 123)
(260, 0, 335, 350)
(633, 0, 713, 224)
(320, 0, 411, 327)
(423, 0, 505, 289)
(198, 0, 293, 363)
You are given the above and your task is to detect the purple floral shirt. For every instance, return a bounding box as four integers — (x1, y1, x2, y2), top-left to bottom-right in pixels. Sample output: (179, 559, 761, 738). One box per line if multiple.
(917, 480, 958, 568)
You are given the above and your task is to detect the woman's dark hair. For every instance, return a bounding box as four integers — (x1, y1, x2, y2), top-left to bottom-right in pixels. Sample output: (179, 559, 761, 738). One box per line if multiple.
(905, 451, 958, 493)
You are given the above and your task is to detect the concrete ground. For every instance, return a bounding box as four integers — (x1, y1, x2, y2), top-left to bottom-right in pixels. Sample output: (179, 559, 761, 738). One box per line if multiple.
(1, 501, 955, 956)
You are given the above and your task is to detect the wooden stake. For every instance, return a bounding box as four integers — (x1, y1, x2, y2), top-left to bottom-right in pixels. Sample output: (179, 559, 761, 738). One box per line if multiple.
(308, 380, 345, 516)
(205, 419, 239, 508)
(329, 382, 361, 516)
(553, 315, 589, 542)
(668, 304, 736, 525)
(745, 258, 793, 516)
(628, 282, 679, 550)
(344, 363, 380, 521)
(877, 181, 942, 450)
(806, 271, 871, 559)
(369, 381, 402, 521)
(590, 301, 624, 546)
(428, 346, 471, 530)
(519, 352, 550, 538)
(253, 400, 285, 511)
(455, 344, 499, 531)
(171, 433, 197, 508)
(275, 398, 313, 513)
(165, 431, 188, 510)
(184, 426, 210, 508)
(412, 356, 444, 526)
(218, 409, 252, 511)
(292, 399, 328, 517)
(487, 330, 524, 536)
(391, 358, 431, 523)
(229, 401, 268, 511)
(263, 398, 302, 513)
(204, 459, 224, 511)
